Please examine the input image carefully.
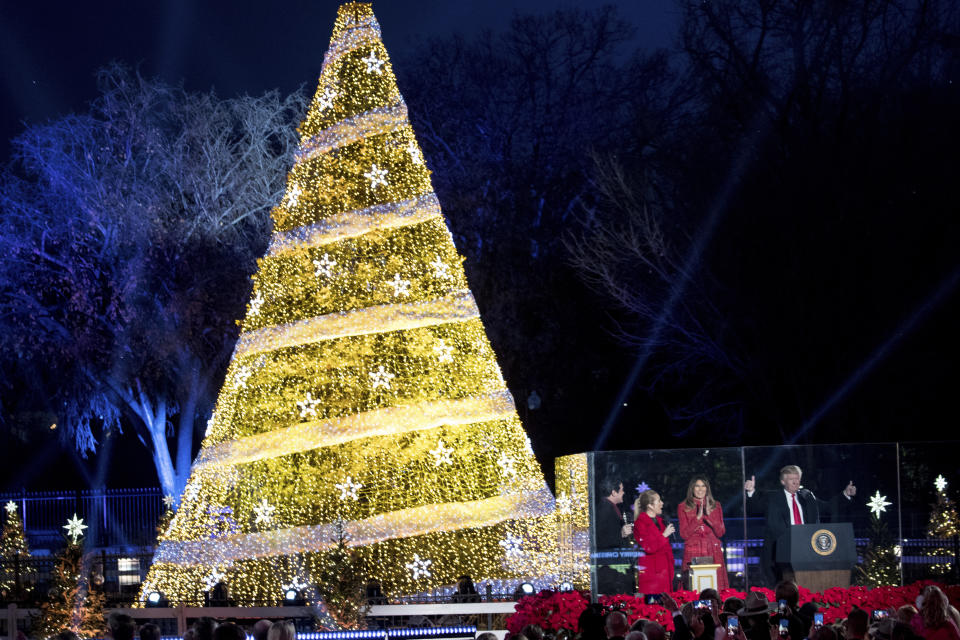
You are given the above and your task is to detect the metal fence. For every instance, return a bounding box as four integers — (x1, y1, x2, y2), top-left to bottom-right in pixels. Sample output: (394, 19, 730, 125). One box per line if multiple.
(0, 488, 163, 549)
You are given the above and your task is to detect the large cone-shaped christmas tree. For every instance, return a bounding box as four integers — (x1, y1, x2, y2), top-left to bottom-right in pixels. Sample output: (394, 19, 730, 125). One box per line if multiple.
(142, 2, 556, 602)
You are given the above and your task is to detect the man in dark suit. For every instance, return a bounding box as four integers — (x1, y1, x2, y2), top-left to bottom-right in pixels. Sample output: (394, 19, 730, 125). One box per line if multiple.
(745, 465, 856, 587)
(594, 479, 635, 594)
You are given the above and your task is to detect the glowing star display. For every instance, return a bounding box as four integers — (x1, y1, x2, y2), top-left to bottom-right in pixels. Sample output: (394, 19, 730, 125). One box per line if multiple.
(318, 86, 338, 110)
(405, 141, 422, 164)
(335, 476, 363, 501)
(234, 366, 253, 389)
(368, 365, 395, 390)
(429, 255, 451, 280)
(636, 481, 651, 494)
(363, 163, 389, 189)
(868, 490, 892, 517)
(297, 392, 322, 419)
(4, 500, 16, 515)
(63, 513, 87, 543)
(284, 183, 302, 208)
(935, 475, 948, 492)
(429, 439, 454, 466)
(404, 553, 432, 580)
(248, 292, 264, 317)
(498, 453, 517, 477)
(499, 533, 523, 558)
(202, 568, 226, 591)
(313, 253, 337, 278)
(362, 50, 385, 74)
(433, 339, 454, 363)
(163, 495, 176, 508)
(387, 273, 411, 297)
(253, 499, 277, 524)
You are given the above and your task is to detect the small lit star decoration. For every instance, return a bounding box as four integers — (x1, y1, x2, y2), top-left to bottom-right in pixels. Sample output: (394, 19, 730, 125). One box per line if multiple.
(4, 500, 16, 515)
(434, 339, 454, 363)
(369, 365, 395, 390)
(362, 50, 385, 74)
(405, 141, 422, 165)
(387, 273, 411, 297)
(429, 255, 451, 280)
(253, 499, 277, 525)
(935, 475, 948, 493)
(285, 183, 302, 208)
(297, 392, 322, 419)
(636, 481, 651, 494)
(163, 495, 176, 509)
(335, 476, 363, 501)
(313, 253, 337, 278)
(429, 439, 454, 466)
(318, 86, 338, 111)
(364, 164, 389, 189)
(63, 513, 87, 544)
(405, 553, 432, 580)
(868, 490, 893, 517)
(248, 292, 264, 317)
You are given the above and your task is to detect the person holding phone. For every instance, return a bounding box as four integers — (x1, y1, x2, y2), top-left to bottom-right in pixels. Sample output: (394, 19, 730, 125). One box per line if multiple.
(633, 489, 676, 594)
(678, 476, 729, 589)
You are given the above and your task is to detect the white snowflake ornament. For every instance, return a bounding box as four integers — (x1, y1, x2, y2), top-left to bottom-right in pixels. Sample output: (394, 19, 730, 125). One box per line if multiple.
(867, 490, 892, 517)
(63, 514, 87, 544)
(405, 141, 423, 165)
(248, 292, 264, 317)
(234, 366, 253, 389)
(203, 568, 226, 592)
(429, 255, 451, 280)
(498, 453, 517, 477)
(318, 87, 338, 111)
(935, 474, 948, 492)
(434, 339, 454, 363)
(499, 533, 524, 559)
(284, 183, 302, 208)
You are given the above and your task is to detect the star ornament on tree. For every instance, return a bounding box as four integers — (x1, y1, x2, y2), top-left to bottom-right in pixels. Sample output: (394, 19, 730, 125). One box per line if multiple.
(429, 439, 454, 466)
(63, 513, 88, 543)
(868, 490, 893, 517)
(429, 255, 451, 280)
(369, 365, 395, 390)
(387, 273, 411, 297)
(405, 141, 423, 165)
(297, 392, 322, 419)
(363, 163, 389, 189)
(253, 499, 276, 524)
(163, 495, 176, 509)
(362, 50, 385, 74)
(4, 500, 16, 515)
(335, 476, 363, 501)
(935, 475, 948, 492)
(405, 553, 432, 580)
(284, 183, 302, 208)
(248, 292, 265, 317)
(318, 86, 338, 111)
(313, 253, 337, 278)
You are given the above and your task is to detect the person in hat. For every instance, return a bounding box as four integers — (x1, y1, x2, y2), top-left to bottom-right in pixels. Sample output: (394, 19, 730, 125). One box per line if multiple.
(736, 591, 778, 640)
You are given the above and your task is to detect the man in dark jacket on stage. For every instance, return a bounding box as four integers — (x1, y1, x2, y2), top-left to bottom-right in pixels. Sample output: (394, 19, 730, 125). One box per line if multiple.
(745, 465, 856, 587)
(594, 479, 635, 594)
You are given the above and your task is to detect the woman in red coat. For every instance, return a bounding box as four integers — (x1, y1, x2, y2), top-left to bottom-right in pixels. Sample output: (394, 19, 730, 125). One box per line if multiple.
(678, 475, 729, 589)
(633, 489, 676, 594)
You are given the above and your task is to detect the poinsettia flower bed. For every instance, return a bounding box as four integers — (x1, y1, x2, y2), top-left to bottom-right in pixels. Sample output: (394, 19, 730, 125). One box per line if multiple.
(506, 582, 960, 635)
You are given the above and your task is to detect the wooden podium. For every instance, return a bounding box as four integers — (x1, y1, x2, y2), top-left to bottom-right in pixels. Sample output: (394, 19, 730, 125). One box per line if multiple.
(775, 523, 856, 592)
(690, 563, 722, 592)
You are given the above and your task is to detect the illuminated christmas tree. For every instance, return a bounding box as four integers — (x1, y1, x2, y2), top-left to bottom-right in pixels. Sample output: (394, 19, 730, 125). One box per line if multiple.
(33, 540, 105, 639)
(142, 2, 556, 603)
(1, 501, 33, 598)
(925, 475, 958, 577)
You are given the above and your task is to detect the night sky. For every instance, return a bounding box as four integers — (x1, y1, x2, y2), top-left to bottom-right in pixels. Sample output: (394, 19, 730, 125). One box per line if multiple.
(0, 0, 676, 161)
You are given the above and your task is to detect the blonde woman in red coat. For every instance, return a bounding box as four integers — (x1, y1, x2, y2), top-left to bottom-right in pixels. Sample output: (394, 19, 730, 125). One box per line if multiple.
(677, 475, 729, 589)
(633, 489, 676, 594)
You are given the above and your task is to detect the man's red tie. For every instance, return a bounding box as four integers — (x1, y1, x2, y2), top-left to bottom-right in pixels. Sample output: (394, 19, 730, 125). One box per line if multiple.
(791, 493, 802, 525)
